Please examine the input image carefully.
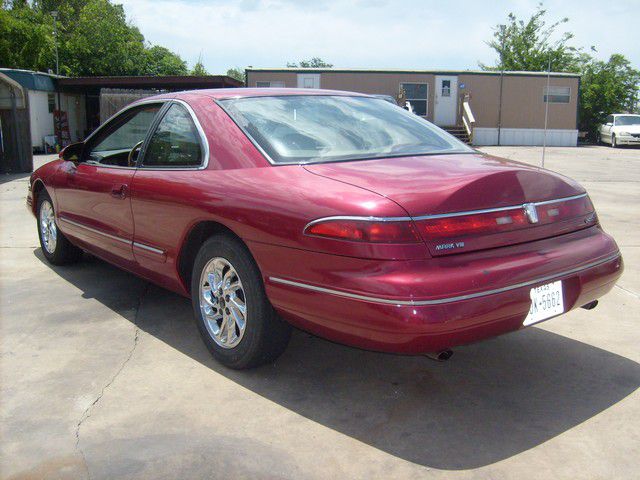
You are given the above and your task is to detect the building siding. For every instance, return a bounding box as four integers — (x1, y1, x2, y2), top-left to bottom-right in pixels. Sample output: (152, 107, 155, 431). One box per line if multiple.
(246, 69, 580, 145)
(318, 72, 436, 122)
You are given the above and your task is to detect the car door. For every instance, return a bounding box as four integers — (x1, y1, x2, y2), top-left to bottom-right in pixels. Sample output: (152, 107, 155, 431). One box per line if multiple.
(129, 100, 208, 290)
(55, 102, 165, 266)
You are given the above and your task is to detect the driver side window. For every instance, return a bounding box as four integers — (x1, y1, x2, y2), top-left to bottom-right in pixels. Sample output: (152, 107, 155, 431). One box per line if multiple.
(85, 104, 162, 167)
(141, 103, 203, 168)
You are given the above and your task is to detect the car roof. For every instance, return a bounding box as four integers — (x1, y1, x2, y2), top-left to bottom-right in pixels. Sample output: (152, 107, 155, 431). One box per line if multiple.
(143, 88, 372, 102)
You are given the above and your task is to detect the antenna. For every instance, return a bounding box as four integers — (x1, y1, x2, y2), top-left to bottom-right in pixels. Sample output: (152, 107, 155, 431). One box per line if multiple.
(542, 54, 552, 168)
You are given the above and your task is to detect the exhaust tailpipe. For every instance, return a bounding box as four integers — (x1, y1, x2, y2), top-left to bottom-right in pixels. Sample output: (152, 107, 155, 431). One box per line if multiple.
(425, 349, 453, 362)
(581, 300, 598, 310)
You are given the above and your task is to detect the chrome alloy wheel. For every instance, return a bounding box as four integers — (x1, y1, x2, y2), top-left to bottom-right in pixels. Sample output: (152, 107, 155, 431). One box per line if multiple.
(199, 257, 247, 349)
(39, 200, 57, 254)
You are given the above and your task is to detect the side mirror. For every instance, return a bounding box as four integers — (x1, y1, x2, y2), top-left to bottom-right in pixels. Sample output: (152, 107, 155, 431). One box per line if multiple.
(606, 122, 613, 126)
(60, 142, 84, 162)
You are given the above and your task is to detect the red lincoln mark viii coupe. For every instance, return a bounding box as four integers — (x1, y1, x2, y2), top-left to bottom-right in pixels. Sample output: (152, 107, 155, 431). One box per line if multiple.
(28, 88, 623, 368)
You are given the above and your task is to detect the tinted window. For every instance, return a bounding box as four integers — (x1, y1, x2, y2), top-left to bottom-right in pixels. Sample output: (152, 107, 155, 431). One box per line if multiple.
(221, 95, 472, 165)
(87, 104, 161, 166)
(142, 104, 203, 167)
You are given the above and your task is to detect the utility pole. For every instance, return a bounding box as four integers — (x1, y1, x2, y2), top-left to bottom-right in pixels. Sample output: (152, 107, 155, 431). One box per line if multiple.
(497, 33, 505, 146)
(52, 11, 62, 150)
(542, 53, 552, 169)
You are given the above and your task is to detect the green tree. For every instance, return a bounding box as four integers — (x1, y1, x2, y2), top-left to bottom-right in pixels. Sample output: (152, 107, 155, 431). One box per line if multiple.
(226, 67, 244, 83)
(580, 54, 640, 138)
(64, 0, 146, 76)
(0, 3, 54, 71)
(190, 55, 208, 76)
(481, 3, 585, 73)
(287, 57, 333, 68)
(480, 4, 640, 140)
(0, 0, 188, 77)
(143, 45, 188, 76)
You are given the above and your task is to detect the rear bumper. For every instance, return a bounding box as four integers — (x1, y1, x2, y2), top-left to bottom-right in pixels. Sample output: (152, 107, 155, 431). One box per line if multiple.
(268, 252, 621, 353)
(253, 227, 623, 354)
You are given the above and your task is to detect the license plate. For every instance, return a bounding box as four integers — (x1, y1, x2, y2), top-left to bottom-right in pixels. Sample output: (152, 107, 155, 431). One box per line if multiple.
(523, 280, 564, 326)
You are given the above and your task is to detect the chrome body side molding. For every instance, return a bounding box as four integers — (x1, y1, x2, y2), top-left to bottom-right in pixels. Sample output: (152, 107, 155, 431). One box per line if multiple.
(269, 251, 620, 306)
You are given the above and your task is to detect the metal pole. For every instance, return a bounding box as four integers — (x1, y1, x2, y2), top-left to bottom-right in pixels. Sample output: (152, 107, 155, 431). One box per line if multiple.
(542, 54, 551, 168)
(52, 11, 62, 150)
(497, 35, 505, 146)
(9, 88, 20, 172)
(53, 13, 59, 76)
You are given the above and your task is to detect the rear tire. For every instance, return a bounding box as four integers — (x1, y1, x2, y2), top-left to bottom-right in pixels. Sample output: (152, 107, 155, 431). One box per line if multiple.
(191, 234, 291, 369)
(37, 191, 82, 265)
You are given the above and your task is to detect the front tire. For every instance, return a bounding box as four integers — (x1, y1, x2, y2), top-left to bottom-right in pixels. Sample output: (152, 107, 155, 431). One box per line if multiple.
(191, 234, 291, 369)
(611, 134, 618, 148)
(37, 191, 82, 265)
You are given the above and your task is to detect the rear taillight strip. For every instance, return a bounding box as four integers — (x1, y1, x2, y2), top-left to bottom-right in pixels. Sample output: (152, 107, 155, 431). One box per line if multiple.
(304, 193, 592, 243)
(304, 193, 588, 228)
(411, 193, 588, 221)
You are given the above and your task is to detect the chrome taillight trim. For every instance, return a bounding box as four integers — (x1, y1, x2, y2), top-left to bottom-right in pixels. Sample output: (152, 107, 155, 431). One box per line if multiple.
(413, 192, 589, 221)
(304, 193, 589, 230)
(304, 215, 413, 232)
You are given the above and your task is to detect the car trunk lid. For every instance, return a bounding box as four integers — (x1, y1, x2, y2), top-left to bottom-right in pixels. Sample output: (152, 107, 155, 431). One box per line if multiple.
(304, 153, 596, 256)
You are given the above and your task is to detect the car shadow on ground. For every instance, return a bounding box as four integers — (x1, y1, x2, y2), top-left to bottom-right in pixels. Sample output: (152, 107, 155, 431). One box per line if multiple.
(36, 251, 640, 471)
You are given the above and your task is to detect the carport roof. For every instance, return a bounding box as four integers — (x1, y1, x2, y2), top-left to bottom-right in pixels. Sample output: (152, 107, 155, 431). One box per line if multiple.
(57, 75, 243, 92)
(0, 68, 57, 92)
(0, 69, 244, 94)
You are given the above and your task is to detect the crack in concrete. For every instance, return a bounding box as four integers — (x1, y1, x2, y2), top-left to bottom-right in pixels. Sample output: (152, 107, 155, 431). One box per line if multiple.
(73, 283, 149, 479)
(615, 284, 640, 300)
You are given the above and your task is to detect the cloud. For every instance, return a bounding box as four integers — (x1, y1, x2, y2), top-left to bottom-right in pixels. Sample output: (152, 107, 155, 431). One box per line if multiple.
(119, 0, 639, 73)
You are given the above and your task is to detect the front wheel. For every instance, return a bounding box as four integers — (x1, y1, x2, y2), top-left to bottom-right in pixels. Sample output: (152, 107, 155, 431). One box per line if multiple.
(191, 234, 291, 369)
(611, 134, 618, 148)
(37, 191, 82, 265)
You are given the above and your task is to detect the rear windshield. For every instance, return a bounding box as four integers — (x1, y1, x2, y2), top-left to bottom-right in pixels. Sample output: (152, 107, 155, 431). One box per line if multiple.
(219, 95, 473, 164)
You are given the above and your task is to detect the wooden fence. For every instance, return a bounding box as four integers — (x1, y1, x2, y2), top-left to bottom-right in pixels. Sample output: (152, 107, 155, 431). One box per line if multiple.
(99, 88, 165, 123)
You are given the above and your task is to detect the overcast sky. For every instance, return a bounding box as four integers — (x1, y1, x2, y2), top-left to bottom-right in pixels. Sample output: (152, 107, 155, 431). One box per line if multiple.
(118, 0, 640, 73)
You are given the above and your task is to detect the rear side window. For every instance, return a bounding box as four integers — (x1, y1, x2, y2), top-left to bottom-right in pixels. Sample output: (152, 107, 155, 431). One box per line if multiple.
(142, 103, 203, 167)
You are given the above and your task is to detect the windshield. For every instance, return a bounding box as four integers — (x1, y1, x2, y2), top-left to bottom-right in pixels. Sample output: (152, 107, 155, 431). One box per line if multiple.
(220, 95, 473, 164)
(615, 115, 640, 126)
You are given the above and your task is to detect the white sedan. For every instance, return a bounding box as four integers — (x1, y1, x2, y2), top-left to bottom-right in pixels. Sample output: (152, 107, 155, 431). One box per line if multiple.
(599, 114, 640, 147)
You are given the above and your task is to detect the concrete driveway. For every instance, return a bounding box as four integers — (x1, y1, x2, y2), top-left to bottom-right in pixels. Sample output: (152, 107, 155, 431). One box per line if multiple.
(1, 146, 639, 479)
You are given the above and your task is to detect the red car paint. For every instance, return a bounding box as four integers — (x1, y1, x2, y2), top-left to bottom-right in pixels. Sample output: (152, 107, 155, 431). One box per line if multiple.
(28, 88, 623, 354)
